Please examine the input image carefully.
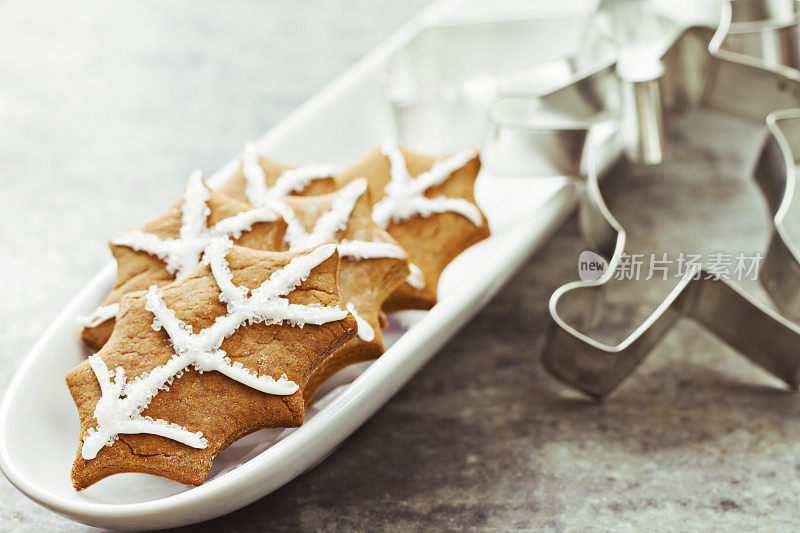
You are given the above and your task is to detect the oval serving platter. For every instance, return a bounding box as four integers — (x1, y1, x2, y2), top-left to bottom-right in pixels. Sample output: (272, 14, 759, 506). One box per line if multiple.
(0, 0, 579, 529)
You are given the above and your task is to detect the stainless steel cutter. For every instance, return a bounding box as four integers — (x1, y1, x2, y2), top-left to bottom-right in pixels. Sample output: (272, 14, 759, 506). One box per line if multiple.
(536, 0, 800, 398)
(381, 0, 800, 399)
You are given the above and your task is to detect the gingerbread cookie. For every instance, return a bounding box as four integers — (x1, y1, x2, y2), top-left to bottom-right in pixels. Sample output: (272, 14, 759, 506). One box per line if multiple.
(277, 179, 410, 404)
(220, 142, 339, 204)
(337, 142, 490, 311)
(78, 171, 288, 350)
(67, 240, 357, 489)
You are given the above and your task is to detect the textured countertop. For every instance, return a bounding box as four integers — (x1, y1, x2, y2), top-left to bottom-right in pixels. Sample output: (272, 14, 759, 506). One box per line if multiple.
(2, 0, 799, 531)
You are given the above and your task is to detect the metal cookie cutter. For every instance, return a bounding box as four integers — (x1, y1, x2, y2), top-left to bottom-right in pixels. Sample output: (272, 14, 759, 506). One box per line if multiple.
(379, 0, 800, 398)
(536, 1, 800, 398)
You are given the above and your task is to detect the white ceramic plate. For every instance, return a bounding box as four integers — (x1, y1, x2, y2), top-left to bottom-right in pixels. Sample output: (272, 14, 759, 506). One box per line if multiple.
(0, 0, 579, 529)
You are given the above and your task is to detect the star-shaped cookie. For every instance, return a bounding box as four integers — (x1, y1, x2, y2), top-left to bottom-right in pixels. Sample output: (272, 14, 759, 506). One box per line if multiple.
(79, 171, 288, 350)
(277, 179, 410, 404)
(337, 142, 490, 311)
(219, 142, 339, 204)
(67, 240, 357, 489)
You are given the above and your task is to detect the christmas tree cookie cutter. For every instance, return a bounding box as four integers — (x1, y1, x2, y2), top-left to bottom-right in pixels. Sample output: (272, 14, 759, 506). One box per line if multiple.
(517, 1, 800, 398)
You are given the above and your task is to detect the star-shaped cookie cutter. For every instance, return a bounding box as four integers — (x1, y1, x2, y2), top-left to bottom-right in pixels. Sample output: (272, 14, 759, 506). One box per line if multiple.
(529, 1, 800, 398)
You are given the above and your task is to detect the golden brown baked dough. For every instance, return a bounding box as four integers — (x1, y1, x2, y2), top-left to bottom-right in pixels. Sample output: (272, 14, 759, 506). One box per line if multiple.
(337, 146, 490, 311)
(68, 245, 356, 489)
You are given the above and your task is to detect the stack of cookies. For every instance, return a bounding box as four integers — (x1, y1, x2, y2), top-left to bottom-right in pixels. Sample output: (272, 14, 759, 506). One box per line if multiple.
(68, 141, 490, 489)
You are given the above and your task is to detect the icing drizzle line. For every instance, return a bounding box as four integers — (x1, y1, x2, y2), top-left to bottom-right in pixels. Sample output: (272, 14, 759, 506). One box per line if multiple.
(78, 304, 120, 329)
(82, 239, 348, 460)
(346, 303, 375, 342)
(242, 142, 339, 205)
(372, 141, 483, 229)
(405, 263, 426, 290)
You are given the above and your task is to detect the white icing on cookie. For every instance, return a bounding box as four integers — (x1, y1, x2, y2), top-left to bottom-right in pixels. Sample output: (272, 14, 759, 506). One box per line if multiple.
(242, 142, 339, 204)
(406, 262, 426, 290)
(346, 303, 375, 342)
(82, 239, 347, 460)
(336, 240, 407, 260)
(372, 142, 483, 228)
(77, 304, 120, 328)
(111, 170, 280, 280)
(282, 178, 406, 260)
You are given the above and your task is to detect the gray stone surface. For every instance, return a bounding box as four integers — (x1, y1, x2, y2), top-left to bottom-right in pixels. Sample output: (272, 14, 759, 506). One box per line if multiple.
(2, 1, 800, 532)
